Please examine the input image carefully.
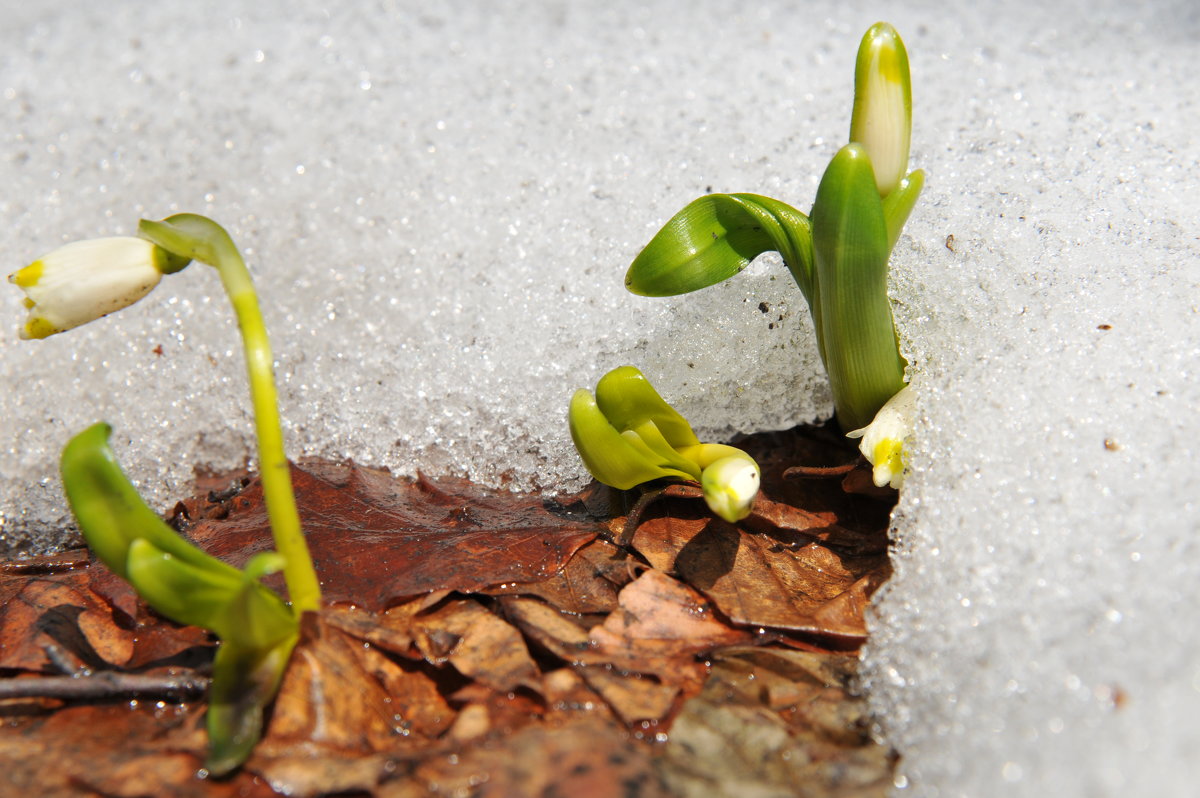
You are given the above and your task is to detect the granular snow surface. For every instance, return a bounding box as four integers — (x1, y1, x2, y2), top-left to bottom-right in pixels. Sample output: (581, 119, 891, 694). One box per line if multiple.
(1, 1, 1198, 795)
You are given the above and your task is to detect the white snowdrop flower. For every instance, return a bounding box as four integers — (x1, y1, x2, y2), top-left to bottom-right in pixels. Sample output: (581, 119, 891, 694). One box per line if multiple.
(846, 384, 915, 489)
(8, 237, 187, 339)
(701, 455, 761, 523)
(849, 22, 912, 198)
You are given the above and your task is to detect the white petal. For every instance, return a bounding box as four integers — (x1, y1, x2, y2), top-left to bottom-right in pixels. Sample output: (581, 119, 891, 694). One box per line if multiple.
(11, 237, 164, 338)
(701, 456, 761, 522)
(847, 385, 915, 489)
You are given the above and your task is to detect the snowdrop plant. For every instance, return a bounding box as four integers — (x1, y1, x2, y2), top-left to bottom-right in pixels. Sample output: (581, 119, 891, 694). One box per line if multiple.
(569, 366, 760, 522)
(624, 22, 921, 433)
(9, 213, 320, 775)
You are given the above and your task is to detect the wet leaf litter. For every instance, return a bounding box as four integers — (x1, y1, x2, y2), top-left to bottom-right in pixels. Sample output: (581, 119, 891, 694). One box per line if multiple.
(0, 423, 896, 796)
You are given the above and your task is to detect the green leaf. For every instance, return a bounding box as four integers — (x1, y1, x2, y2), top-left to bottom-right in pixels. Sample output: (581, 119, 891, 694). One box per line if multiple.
(593, 365, 699, 449)
(625, 419, 704, 481)
(625, 193, 815, 302)
(881, 169, 924, 253)
(811, 144, 907, 431)
(60, 423, 243, 583)
(205, 633, 297, 776)
(568, 389, 696, 489)
(125, 539, 295, 650)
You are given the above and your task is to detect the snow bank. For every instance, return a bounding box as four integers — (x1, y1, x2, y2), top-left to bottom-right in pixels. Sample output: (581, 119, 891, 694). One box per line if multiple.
(1, 1, 1197, 794)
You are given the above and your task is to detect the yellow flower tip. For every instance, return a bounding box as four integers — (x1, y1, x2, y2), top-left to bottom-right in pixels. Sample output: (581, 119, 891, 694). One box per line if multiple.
(701, 455, 761, 523)
(9, 259, 44, 288)
(870, 438, 906, 489)
(846, 384, 915, 489)
(21, 316, 58, 340)
(10, 237, 168, 339)
(850, 21, 912, 198)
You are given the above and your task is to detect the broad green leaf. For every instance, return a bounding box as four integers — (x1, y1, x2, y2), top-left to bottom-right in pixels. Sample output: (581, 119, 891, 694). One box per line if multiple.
(60, 423, 242, 583)
(812, 144, 907, 431)
(625, 193, 815, 302)
(568, 389, 695, 489)
(626, 419, 703, 481)
(594, 365, 699, 449)
(125, 538, 295, 650)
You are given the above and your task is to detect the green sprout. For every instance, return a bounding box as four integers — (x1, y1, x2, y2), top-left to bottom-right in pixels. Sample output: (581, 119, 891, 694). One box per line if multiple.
(624, 22, 922, 433)
(569, 365, 760, 523)
(8, 214, 320, 774)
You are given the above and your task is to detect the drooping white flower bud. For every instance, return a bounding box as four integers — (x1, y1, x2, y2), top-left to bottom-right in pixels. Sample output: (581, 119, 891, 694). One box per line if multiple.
(701, 455, 761, 523)
(846, 384, 915, 489)
(8, 237, 186, 339)
(849, 22, 912, 198)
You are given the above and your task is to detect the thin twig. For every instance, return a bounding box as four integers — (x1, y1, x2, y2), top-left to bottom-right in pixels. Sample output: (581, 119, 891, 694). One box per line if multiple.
(782, 461, 860, 480)
(0, 550, 90, 575)
(0, 671, 209, 702)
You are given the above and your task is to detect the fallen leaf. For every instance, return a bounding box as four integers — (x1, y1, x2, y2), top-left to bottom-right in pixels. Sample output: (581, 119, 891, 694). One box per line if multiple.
(416, 718, 672, 798)
(0, 576, 133, 672)
(484, 538, 630, 614)
(0, 422, 898, 795)
(178, 463, 604, 610)
(588, 569, 749, 687)
(577, 664, 680, 725)
(657, 654, 893, 798)
(410, 598, 539, 692)
(629, 506, 889, 641)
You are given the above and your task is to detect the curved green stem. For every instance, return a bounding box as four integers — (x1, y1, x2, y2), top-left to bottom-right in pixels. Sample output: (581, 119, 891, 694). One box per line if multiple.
(139, 214, 320, 615)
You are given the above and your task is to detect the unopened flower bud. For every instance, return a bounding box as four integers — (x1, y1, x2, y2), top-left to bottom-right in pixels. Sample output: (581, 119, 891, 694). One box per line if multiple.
(849, 22, 912, 197)
(9, 237, 187, 339)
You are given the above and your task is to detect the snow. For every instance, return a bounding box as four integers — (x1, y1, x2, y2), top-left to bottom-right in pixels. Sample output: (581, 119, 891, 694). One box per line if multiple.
(1, 1, 1198, 795)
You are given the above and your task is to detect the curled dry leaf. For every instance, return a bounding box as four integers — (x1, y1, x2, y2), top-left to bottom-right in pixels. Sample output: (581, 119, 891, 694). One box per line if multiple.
(628, 501, 890, 642)
(588, 569, 750, 698)
(410, 598, 539, 692)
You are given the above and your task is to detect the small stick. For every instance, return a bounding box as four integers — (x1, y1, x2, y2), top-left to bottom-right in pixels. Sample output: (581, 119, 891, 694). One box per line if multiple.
(0, 671, 208, 702)
(0, 550, 90, 574)
(782, 461, 859, 480)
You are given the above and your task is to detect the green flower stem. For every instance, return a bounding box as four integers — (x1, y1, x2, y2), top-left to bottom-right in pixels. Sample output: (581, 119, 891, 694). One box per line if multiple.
(677, 442, 756, 470)
(138, 215, 320, 616)
(217, 252, 320, 615)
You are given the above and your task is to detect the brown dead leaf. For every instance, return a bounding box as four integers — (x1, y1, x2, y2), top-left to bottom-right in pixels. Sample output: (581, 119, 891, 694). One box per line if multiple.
(179, 463, 604, 610)
(588, 569, 749, 690)
(658, 652, 893, 798)
(321, 605, 415, 658)
(263, 612, 404, 753)
(499, 595, 597, 665)
(410, 598, 539, 692)
(484, 538, 630, 614)
(735, 425, 893, 554)
(0, 423, 896, 796)
(577, 664, 680, 724)
(0, 576, 133, 672)
(629, 507, 889, 641)
(415, 718, 672, 798)
(746, 496, 888, 554)
(0, 702, 277, 798)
